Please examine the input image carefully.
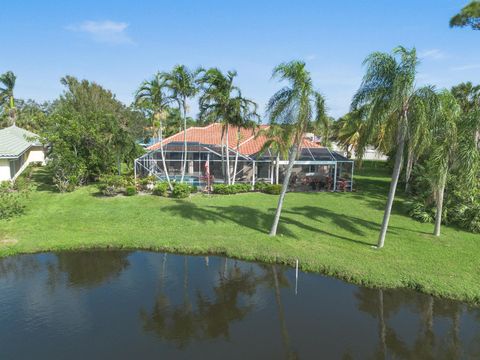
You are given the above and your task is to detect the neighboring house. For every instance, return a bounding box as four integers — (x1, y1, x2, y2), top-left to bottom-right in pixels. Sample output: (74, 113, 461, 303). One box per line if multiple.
(0, 125, 45, 182)
(135, 123, 354, 191)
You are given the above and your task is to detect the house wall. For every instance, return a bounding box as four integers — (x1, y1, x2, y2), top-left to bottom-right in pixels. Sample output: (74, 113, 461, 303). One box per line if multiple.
(26, 146, 45, 164)
(0, 159, 11, 181)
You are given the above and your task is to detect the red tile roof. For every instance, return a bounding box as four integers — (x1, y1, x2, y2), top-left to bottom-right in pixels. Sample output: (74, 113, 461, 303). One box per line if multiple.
(148, 123, 322, 156)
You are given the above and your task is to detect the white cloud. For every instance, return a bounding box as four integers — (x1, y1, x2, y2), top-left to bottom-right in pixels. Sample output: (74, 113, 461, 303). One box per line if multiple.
(418, 49, 446, 60)
(451, 64, 480, 71)
(305, 54, 317, 61)
(66, 20, 133, 44)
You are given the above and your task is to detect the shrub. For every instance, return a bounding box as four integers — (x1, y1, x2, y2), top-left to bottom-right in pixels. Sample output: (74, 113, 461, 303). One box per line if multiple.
(138, 175, 157, 192)
(213, 183, 251, 195)
(125, 186, 137, 196)
(97, 174, 127, 196)
(254, 182, 282, 195)
(190, 185, 198, 193)
(172, 182, 191, 199)
(0, 190, 25, 220)
(254, 182, 269, 192)
(153, 182, 169, 197)
(263, 184, 282, 195)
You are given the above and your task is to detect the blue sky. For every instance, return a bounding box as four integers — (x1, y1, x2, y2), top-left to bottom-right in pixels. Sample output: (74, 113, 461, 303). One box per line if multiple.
(0, 0, 478, 119)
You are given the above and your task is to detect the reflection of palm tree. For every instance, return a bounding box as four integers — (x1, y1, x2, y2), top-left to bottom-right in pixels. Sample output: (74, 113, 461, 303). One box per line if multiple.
(271, 265, 298, 360)
(141, 257, 259, 348)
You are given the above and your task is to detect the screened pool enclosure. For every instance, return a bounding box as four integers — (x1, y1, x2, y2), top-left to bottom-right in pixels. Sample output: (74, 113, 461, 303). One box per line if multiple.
(134, 141, 354, 191)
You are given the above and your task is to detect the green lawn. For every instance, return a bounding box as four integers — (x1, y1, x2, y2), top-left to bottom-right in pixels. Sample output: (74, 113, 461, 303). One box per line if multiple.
(1, 165, 479, 304)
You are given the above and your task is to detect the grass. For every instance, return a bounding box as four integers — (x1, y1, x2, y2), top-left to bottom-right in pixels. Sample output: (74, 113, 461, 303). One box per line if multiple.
(0, 163, 479, 304)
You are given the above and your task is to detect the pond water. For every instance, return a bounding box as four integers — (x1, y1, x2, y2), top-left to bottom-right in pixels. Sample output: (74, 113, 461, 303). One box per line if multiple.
(0, 251, 478, 359)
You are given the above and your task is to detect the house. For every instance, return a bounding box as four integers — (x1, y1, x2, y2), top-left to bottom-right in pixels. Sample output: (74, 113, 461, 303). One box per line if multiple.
(0, 125, 45, 182)
(135, 123, 354, 191)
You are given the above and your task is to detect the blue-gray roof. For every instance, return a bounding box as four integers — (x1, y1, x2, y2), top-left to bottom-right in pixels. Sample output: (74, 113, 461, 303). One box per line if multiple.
(0, 125, 41, 159)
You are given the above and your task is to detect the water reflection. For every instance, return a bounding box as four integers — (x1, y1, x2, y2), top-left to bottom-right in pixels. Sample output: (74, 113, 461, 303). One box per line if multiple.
(0, 251, 478, 359)
(52, 250, 130, 287)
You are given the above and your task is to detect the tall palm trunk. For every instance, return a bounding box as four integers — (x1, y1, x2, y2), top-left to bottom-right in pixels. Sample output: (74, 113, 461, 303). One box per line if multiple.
(377, 115, 407, 248)
(180, 98, 188, 182)
(232, 127, 241, 185)
(220, 127, 226, 184)
(405, 147, 414, 193)
(434, 171, 447, 236)
(270, 143, 299, 236)
(225, 123, 231, 185)
(275, 153, 280, 185)
(158, 119, 173, 191)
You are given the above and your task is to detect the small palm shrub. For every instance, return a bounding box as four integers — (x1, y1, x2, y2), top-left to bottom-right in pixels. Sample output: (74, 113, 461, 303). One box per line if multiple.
(153, 182, 169, 197)
(172, 182, 191, 199)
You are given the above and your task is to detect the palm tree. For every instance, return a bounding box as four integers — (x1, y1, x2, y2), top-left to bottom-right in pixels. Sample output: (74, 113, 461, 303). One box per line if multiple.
(267, 60, 328, 236)
(135, 73, 174, 190)
(163, 65, 198, 182)
(256, 124, 294, 184)
(334, 109, 365, 159)
(352, 46, 438, 248)
(0, 71, 17, 126)
(429, 90, 479, 236)
(198, 68, 257, 185)
(229, 97, 259, 184)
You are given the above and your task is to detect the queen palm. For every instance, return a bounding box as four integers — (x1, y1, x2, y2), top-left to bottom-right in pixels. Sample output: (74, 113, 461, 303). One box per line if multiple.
(352, 46, 438, 248)
(163, 65, 198, 182)
(267, 60, 328, 236)
(135, 73, 173, 190)
(256, 124, 294, 184)
(0, 71, 17, 126)
(429, 90, 479, 236)
(198, 68, 255, 184)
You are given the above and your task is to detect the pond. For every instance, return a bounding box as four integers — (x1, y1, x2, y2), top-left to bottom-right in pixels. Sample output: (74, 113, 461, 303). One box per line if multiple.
(0, 251, 478, 359)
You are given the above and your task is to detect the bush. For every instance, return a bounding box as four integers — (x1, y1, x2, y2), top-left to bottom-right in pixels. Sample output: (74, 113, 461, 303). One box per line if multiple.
(172, 182, 191, 199)
(254, 182, 269, 192)
(0, 190, 25, 220)
(263, 184, 282, 195)
(125, 186, 137, 196)
(254, 182, 282, 195)
(213, 183, 251, 195)
(97, 174, 128, 196)
(138, 175, 157, 192)
(153, 182, 169, 197)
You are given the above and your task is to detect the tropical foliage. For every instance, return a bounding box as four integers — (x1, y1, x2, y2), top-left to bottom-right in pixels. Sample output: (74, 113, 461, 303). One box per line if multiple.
(450, 1, 480, 30)
(43, 76, 145, 191)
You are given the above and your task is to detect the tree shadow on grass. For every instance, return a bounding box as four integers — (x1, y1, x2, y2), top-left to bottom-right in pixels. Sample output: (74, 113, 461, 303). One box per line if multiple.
(162, 201, 296, 238)
(162, 201, 374, 246)
(287, 205, 431, 238)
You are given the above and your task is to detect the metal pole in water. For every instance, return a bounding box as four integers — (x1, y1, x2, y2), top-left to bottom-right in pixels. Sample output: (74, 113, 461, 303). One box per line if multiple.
(295, 259, 299, 295)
